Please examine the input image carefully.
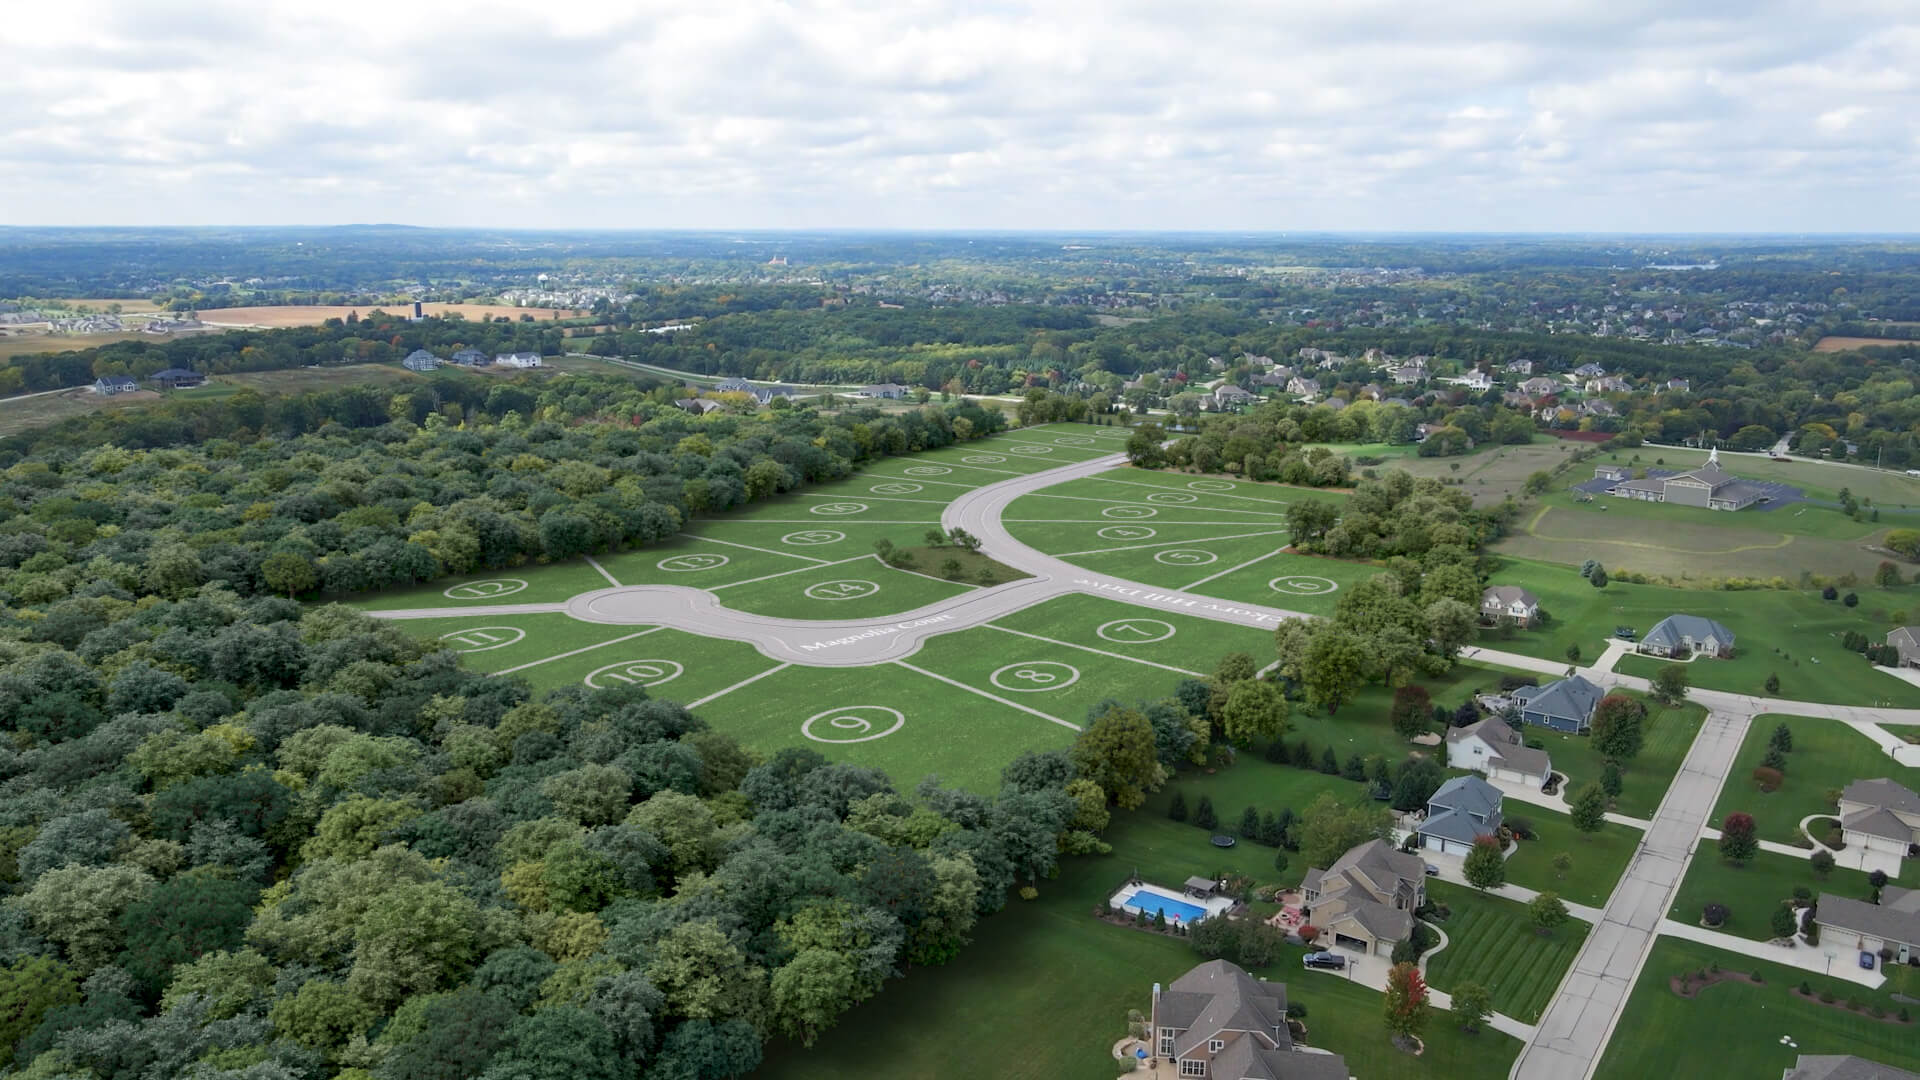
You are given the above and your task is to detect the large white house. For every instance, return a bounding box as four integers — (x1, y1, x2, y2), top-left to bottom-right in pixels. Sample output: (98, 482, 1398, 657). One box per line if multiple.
(1480, 585, 1540, 627)
(495, 352, 542, 368)
(1446, 717, 1552, 786)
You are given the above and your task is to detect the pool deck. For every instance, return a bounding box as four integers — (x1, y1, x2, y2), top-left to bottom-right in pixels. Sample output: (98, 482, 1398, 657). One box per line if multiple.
(1108, 880, 1237, 925)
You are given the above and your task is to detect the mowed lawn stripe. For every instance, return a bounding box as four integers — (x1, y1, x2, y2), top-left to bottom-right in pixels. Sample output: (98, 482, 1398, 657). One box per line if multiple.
(1423, 883, 1589, 1024)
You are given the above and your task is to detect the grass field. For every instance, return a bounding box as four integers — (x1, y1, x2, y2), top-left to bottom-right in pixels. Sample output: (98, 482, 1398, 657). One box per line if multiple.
(1529, 697, 1704, 820)
(193, 302, 588, 326)
(1381, 439, 1584, 506)
(1667, 842, 1901, 942)
(714, 556, 975, 619)
(1592, 937, 1920, 1080)
(1709, 716, 1920, 846)
(1423, 881, 1590, 1023)
(0, 329, 157, 359)
(758, 758, 1522, 1080)
(985, 592, 1281, 665)
(1815, 336, 1914, 352)
(1478, 557, 1920, 706)
(1504, 806, 1641, 907)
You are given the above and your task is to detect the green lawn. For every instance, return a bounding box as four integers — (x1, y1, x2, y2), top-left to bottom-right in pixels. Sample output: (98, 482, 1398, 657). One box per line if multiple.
(383, 611, 654, 674)
(1504, 807, 1641, 907)
(757, 759, 1521, 1080)
(712, 556, 975, 619)
(1709, 715, 1920, 846)
(1479, 557, 1920, 707)
(1667, 841, 1900, 942)
(1593, 937, 1920, 1080)
(1423, 881, 1590, 1024)
(493, 627, 778, 702)
(1284, 661, 1529, 768)
(985, 592, 1279, 666)
(907, 626, 1203, 726)
(346, 557, 615, 610)
(1530, 697, 1705, 820)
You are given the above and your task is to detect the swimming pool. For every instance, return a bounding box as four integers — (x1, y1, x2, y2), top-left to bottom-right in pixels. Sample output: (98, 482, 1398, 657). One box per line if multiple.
(1123, 889, 1209, 923)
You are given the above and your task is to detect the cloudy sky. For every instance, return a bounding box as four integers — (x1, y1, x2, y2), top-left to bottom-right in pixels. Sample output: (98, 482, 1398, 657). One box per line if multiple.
(5, 0, 1918, 231)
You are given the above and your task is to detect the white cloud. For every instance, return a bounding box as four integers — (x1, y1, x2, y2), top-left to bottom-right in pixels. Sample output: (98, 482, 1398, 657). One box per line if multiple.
(0, 0, 1915, 229)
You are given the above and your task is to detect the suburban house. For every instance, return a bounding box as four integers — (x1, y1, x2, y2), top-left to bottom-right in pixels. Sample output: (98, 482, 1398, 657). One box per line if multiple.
(1286, 376, 1321, 398)
(1584, 375, 1630, 394)
(673, 398, 723, 415)
(753, 384, 797, 404)
(1600, 448, 1767, 511)
(1594, 464, 1630, 482)
(448, 348, 489, 366)
(1638, 614, 1736, 658)
(1505, 359, 1535, 375)
(1783, 1055, 1920, 1080)
(1816, 885, 1920, 966)
(1150, 960, 1350, 1080)
(92, 375, 138, 395)
(1390, 361, 1428, 385)
(1415, 775, 1505, 855)
(1300, 839, 1426, 956)
(859, 382, 907, 399)
(1837, 779, 1920, 866)
(1210, 384, 1256, 411)
(1254, 370, 1293, 389)
(714, 376, 757, 394)
(1480, 585, 1541, 627)
(1885, 627, 1920, 668)
(1579, 399, 1617, 418)
(402, 349, 440, 372)
(1458, 368, 1494, 391)
(1512, 674, 1604, 733)
(495, 352, 542, 368)
(148, 367, 206, 390)
(1447, 717, 1553, 786)
(1667, 378, 1692, 392)
(1573, 362, 1607, 378)
(1519, 376, 1561, 397)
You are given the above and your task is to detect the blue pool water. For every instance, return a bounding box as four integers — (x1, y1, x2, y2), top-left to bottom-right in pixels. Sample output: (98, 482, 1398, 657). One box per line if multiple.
(1124, 890, 1209, 923)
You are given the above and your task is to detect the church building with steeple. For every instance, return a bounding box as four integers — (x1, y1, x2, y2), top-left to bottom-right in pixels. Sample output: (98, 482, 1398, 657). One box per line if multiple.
(1598, 447, 1768, 511)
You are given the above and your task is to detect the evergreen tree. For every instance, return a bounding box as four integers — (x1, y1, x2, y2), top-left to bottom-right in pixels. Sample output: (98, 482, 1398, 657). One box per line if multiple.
(1194, 795, 1217, 831)
(1239, 806, 1262, 839)
(1168, 790, 1188, 822)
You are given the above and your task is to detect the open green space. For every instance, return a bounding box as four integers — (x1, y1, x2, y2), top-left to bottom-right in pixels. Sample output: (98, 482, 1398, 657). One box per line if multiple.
(1284, 660, 1525, 767)
(1503, 807, 1641, 907)
(906, 625, 1196, 725)
(758, 756, 1521, 1080)
(712, 555, 975, 619)
(688, 660, 1078, 795)
(1667, 841, 1901, 942)
(1592, 937, 1920, 1080)
(1480, 557, 1920, 707)
(1710, 715, 1920, 846)
(383, 611, 647, 674)
(1188, 550, 1385, 617)
(1533, 697, 1705, 820)
(495, 626, 778, 703)
(1062, 532, 1296, 592)
(986, 592, 1280, 667)
(1423, 881, 1591, 1024)
(595, 532, 814, 587)
(346, 558, 613, 610)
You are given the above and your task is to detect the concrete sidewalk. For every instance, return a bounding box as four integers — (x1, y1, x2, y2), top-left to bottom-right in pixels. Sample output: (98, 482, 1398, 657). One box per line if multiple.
(1654, 919, 1887, 989)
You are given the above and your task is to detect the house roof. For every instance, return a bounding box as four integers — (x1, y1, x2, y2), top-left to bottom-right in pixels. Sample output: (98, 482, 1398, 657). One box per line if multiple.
(1841, 778, 1920, 816)
(1341, 898, 1414, 942)
(1481, 585, 1539, 610)
(1889, 626, 1920, 652)
(1841, 806, 1913, 843)
(1448, 717, 1551, 777)
(1513, 674, 1604, 724)
(1166, 960, 1288, 1059)
(150, 367, 201, 379)
(1319, 838, 1425, 897)
(1185, 876, 1218, 892)
(1785, 1055, 1920, 1080)
(1642, 614, 1736, 650)
(1816, 889, 1920, 948)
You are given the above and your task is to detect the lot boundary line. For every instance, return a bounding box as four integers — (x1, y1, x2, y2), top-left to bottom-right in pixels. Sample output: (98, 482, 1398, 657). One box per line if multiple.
(800, 493, 953, 507)
(851, 473, 984, 490)
(687, 662, 792, 708)
(707, 555, 870, 591)
(1005, 518, 1291, 526)
(1021, 492, 1289, 517)
(891, 659, 1081, 731)
(679, 533, 831, 564)
(982, 624, 1206, 677)
(1181, 546, 1287, 589)
(1082, 474, 1295, 505)
(1054, 528, 1289, 557)
(491, 627, 663, 676)
(584, 555, 621, 587)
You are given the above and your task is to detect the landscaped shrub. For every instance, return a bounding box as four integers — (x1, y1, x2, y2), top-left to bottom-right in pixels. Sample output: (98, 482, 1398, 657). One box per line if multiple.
(1168, 790, 1188, 822)
(1811, 849, 1836, 876)
(1702, 903, 1729, 928)
(1507, 817, 1536, 841)
(1752, 766, 1783, 792)
(1771, 905, 1798, 939)
(1286, 1002, 1308, 1019)
(1194, 796, 1218, 831)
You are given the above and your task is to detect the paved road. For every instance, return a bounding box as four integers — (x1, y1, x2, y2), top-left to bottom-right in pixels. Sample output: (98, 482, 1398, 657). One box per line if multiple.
(1511, 708, 1751, 1080)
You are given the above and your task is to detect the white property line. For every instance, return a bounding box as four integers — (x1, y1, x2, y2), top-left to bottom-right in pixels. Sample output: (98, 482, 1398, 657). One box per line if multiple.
(914, 460, 1027, 478)
(1003, 518, 1295, 526)
(851, 473, 985, 491)
(584, 555, 621, 587)
(720, 519, 944, 525)
(679, 533, 831, 564)
(982, 624, 1206, 677)
(1082, 474, 1295, 506)
(707, 555, 871, 591)
(491, 627, 664, 676)
(1055, 529, 1289, 558)
(1180, 546, 1287, 590)
(975, 436, 1114, 458)
(891, 660, 1082, 731)
(1018, 492, 1289, 518)
(687, 662, 793, 708)
(801, 493, 954, 506)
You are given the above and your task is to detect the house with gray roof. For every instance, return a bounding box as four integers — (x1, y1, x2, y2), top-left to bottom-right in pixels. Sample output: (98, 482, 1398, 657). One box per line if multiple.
(1886, 626, 1920, 668)
(1512, 674, 1604, 733)
(92, 375, 138, 395)
(1300, 839, 1426, 956)
(1415, 775, 1504, 856)
(1816, 885, 1920, 966)
(1210, 384, 1256, 411)
(1784, 1055, 1920, 1080)
(148, 367, 206, 389)
(859, 382, 907, 399)
(1447, 717, 1552, 786)
(752, 384, 797, 404)
(714, 376, 757, 394)
(449, 348, 489, 366)
(1150, 960, 1350, 1080)
(1638, 614, 1736, 658)
(1480, 585, 1540, 627)
(1837, 778, 1920, 869)
(402, 349, 440, 372)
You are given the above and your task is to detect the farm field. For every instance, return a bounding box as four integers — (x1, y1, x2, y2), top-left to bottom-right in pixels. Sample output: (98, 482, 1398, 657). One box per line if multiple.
(30, 297, 171, 313)
(0, 384, 163, 437)
(1496, 498, 1903, 580)
(1708, 715, 1920, 846)
(1423, 881, 1591, 1024)
(1814, 336, 1913, 352)
(1591, 937, 1920, 1080)
(758, 758, 1522, 1080)
(193, 302, 588, 325)
(0, 328, 158, 358)
(1504, 806, 1641, 907)
(1666, 842, 1902, 942)
(1477, 557, 1920, 707)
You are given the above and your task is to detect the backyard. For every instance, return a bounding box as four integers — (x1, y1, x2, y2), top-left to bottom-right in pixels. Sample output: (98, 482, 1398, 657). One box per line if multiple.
(1592, 937, 1920, 1080)
(1667, 842, 1903, 943)
(1422, 881, 1590, 1024)
(1709, 716, 1920, 846)
(1503, 807, 1641, 907)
